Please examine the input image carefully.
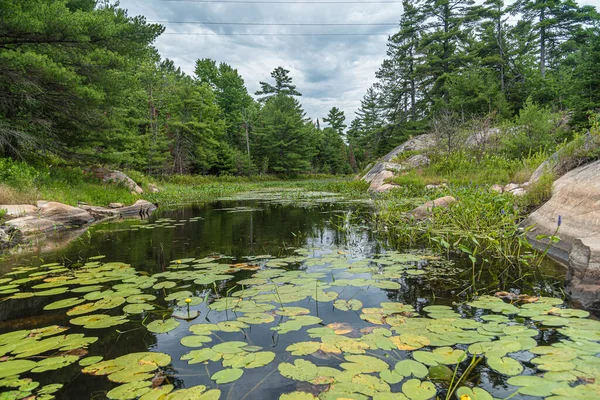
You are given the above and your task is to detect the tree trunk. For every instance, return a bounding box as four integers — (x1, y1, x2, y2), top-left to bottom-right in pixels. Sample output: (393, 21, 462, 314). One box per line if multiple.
(540, 8, 546, 78)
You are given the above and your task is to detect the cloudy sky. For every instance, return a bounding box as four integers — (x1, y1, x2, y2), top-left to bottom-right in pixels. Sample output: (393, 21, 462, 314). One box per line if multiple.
(118, 0, 599, 126)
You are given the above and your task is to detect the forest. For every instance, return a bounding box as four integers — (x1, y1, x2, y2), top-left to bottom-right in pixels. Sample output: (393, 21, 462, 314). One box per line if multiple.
(1, 0, 599, 179)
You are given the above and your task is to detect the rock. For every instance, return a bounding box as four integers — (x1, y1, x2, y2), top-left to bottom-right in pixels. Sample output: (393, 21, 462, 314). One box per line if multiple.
(368, 170, 394, 192)
(79, 200, 157, 220)
(465, 128, 501, 148)
(490, 184, 503, 193)
(93, 168, 143, 194)
(509, 188, 527, 197)
(525, 160, 600, 310)
(0, 204, 38, 217)
(148, 184, 160, 193)
(6, 201, 94, 235)
(373, 183, 398, 193)
(504, 183, 520, 192)
(362, 134, 437, 185)
(425, 183, 447, 190)
(108, 203, 124, 209)
(530, 130, 598, 184)
(0, 228, 9, 245)
(405, 154, 430, 168)
(567, 236, 600, 310)
(409, 196, 457, 220)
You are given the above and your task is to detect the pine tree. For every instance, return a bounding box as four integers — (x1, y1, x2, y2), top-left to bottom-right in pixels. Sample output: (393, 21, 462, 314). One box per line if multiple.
(511, 0, 598, 77)
(323, 107, 347, 134)
(419, 0, 480, 107)
(252, 94, 313, 174)
(255, 67, 302, 102)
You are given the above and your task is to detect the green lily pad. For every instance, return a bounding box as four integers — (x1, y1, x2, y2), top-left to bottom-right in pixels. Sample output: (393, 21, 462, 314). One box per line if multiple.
(286, 342, 321, 356)
(395, 360, 429, 379)
(333, 299, 363, 312)
(0, 360, 37, 379)
(401, 378, 437, 400)
(31, 355, 79, 372)
(278, 359, 318, 382)
(279, 392, 317, 400)
(213, 341, 249, 354)
(487, 356, 523, 376)
(43, 297, 85, 310)
(341, 355, 389, 373)
(180, 335, 213, 347)
(245, 351, 276, 368)
(106, 381, 152, 399)
(80, 356, 104, 366)
(211, 368, 244, 384)
(146, 318, 180, 333)
(123, 303, 155, 314)
(455, 387, 493, 400)
(380, 369, 404, 384)
(70, 314, 129, 329)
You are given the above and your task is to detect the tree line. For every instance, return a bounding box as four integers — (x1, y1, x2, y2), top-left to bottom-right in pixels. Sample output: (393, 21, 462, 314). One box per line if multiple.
(0, 0, 353, 176)
(348, 0, 600, 167)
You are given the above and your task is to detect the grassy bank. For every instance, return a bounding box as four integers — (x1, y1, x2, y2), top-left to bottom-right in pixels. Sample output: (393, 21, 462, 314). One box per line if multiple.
(0, 158, 368, 208)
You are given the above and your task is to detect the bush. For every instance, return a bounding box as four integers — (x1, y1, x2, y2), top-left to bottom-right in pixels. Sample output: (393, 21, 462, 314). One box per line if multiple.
(524, 171, 554, 207)
(0, 158, 38, 187)
(501, 98, 562, 159)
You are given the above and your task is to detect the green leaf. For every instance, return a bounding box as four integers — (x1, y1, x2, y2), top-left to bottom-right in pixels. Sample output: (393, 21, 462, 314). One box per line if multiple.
(286, 342, 321, 356)
(31, 355, 79, 372)
(212, 341, 248, 354)
(0, 360, 37, 379)
(180, 335, 213, 347)
(487, 356, 523, 376)
(146, 318, 180, 333)
(401, 378, 436, 400)
(211, 368, 243, 384)
(455, 387, 493, 400)
(43, 297, 85, 310)
(278, 359, 318, 382)
(394, 360, 429, 379)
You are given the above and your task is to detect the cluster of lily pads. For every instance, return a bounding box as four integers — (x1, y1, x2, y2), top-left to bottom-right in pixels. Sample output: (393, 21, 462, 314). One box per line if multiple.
(0, 246, 599, 399)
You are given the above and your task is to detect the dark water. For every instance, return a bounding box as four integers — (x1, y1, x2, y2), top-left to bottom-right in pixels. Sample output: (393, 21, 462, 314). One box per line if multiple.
(0, 198, 575, 399)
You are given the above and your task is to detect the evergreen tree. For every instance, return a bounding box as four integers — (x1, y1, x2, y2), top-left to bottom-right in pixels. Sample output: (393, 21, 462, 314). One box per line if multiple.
(194, 59, 255, 153)
(255, 67, 301, 102)
(511, 0, 598, 77)
(418, 0, 481, 107)
(323, 107, 347, 134)
(253, 94, 313, 174)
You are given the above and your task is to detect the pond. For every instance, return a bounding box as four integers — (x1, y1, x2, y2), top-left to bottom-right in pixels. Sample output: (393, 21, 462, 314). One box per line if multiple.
(0, 191, 598, 400)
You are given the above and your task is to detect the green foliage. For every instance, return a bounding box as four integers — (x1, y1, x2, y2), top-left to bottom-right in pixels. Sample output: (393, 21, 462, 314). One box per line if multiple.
(524, 172, 554, 206)
(501, 98, 562, 159)
(253, 95, 314, 175)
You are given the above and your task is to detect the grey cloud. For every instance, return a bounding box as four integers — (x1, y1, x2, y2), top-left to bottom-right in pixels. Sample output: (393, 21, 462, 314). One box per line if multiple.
(119, 0, 402, 122)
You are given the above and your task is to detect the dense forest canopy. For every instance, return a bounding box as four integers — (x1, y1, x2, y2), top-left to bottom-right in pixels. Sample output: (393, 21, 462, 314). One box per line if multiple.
(0, 0, 598, 176)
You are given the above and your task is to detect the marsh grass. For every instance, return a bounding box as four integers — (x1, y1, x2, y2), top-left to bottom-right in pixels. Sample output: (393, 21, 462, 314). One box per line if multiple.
(376, 184, 538, 268)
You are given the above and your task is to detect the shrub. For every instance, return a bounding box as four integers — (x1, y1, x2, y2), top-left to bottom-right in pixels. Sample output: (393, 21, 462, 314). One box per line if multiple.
(501, 98, 561, 159)
(0, 158, 38, 187)
(524, 171, 554, 207)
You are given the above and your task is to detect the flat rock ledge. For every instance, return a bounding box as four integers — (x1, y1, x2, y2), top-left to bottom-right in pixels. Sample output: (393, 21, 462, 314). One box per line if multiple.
(1, 200, 156, 249)
(524, 159, 600, 311)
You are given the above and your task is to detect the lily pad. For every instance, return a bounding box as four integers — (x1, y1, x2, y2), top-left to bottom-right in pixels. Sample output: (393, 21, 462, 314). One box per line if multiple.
(487, 356, 523, 376)
(455, 387, 493, 400)
(43, 297, 85, 310)
(0, 360, 37, 379)
(146, 318, 180, 333)
(31, 355, 79, 372)
(402, 378, 437, 400)
(278, 359, 318, 382)
(211, 368, 244, 384)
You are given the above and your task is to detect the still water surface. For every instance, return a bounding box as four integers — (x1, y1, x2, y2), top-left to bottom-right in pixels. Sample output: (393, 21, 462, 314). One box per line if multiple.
(0, 195, 588, 400)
